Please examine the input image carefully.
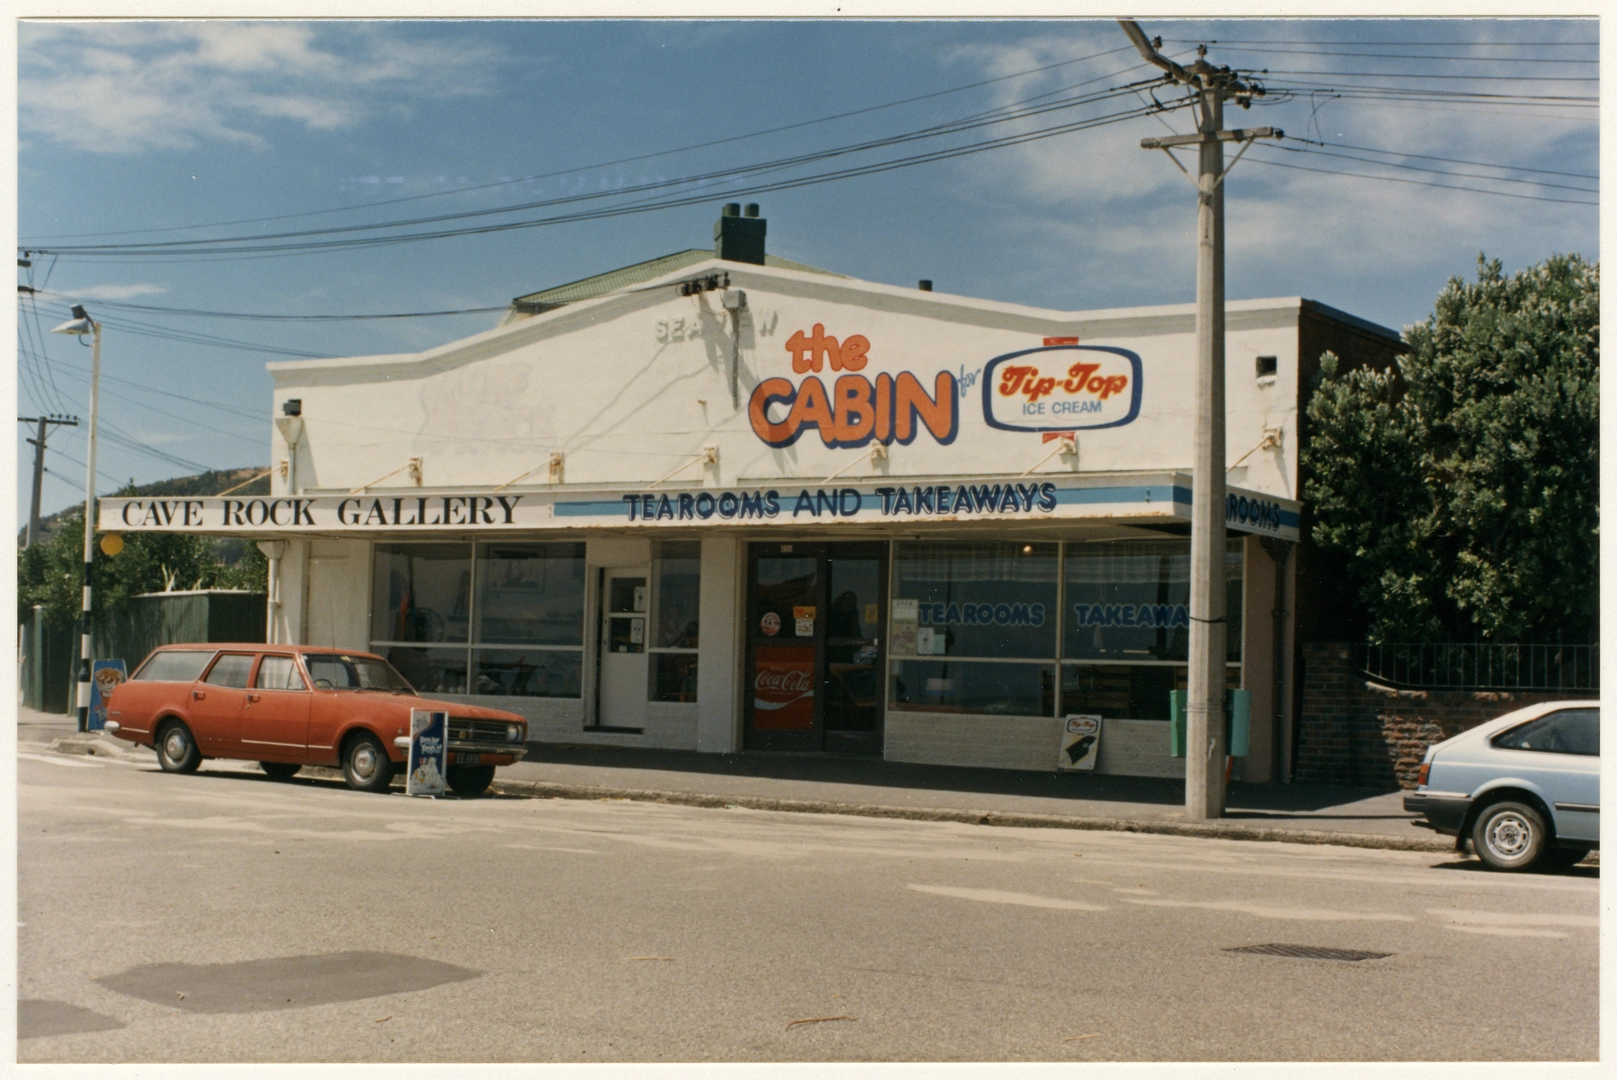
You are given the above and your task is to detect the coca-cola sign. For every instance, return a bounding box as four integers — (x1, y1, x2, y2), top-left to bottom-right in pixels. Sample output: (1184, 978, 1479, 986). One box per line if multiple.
(752, 645, 815, 731)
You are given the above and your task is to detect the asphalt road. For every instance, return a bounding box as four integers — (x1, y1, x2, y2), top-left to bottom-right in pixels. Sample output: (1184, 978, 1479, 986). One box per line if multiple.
(17, 749, 1599, 1064)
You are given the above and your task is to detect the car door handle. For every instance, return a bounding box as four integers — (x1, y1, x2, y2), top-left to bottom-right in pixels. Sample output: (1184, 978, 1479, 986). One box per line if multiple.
(246, 694, 261, 703)
(192, 690, 205, 700)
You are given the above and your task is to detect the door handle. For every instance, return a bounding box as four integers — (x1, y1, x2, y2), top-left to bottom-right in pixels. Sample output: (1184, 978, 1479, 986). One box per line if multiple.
(247, 694, 261, 703)
(192, 690, 205, 700)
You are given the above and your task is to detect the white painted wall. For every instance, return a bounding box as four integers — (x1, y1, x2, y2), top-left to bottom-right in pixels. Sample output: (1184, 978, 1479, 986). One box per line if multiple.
(268, 262, 1317, 504)
(303, 538, 370, 649)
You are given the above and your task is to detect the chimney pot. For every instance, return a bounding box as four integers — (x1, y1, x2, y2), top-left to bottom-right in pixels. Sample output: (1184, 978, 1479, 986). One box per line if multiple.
(714, 203, 766, 264)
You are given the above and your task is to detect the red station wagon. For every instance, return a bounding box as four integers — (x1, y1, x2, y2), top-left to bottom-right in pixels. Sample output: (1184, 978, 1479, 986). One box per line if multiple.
(104, 644, 528, 796)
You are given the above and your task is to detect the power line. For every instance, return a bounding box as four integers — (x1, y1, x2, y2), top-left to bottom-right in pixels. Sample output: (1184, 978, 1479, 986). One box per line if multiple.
(1167, 38, 1597, 47)
(24, 296, 335, 357)
(1273, 142, 1594, 194)
(29, 73, 1158, 256)
(20, 43, 1144, 245)
(31, 291, 507, 322)
(44, 360, 267, 448)
(1197, 46, 1598, 63)
(1260, 81, 1598, 106)
(24, 95, 1180, 261)
(1245, 151, 1598, 206)
(1250, 68, 1597, 82)
(1286, 136, 1597, 180)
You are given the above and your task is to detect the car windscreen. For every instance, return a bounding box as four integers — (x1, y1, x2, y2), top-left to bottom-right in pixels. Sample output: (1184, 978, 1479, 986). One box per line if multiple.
(133, 650, 214, 683)
(303, 654, 414, 692)
(1492, 708, 1599, 756)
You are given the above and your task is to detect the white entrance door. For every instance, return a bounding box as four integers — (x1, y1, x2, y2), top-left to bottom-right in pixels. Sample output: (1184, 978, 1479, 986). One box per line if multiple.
(598, 568, 649, 728)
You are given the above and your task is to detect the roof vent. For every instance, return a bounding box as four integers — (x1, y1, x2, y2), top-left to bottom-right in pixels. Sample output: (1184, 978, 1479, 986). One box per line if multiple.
(918, 280, 933, 292)
(715, 203, 766, 265)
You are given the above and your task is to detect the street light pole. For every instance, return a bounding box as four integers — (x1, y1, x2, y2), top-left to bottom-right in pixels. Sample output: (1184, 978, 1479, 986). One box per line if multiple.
(51, 305, 101, 733)
(1119, 21, 1280, 820)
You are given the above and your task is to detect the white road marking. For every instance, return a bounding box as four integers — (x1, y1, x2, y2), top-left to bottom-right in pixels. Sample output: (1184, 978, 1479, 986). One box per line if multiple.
(18, 753, 102, 769)
(1121, 897, 1415, 921)
(1440, 925, 1568, 939)
(1428, 908, 1597, 928)
(908, 884, 1106, 910)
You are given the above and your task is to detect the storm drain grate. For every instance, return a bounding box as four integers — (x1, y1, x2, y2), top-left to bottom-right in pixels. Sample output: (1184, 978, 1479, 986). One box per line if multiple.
(1224, 944, 1391, 962)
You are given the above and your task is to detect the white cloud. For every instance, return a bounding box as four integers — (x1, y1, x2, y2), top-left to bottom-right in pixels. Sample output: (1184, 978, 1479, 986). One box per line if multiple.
(937, 22, 1597, 320)
(68, 283, 170, 301)
(19, 22, 507, 154)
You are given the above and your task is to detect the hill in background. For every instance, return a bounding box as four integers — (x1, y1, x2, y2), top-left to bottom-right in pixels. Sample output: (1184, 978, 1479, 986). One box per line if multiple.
(21, 466, 270, 547)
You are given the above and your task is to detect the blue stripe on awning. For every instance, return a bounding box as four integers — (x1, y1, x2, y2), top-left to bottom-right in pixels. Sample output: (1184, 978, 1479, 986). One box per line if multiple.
(554, 499, 629, 517)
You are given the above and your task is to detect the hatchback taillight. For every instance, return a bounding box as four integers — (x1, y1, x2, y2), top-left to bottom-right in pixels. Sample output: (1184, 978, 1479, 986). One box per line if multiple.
(1416, 761, 1430, 787)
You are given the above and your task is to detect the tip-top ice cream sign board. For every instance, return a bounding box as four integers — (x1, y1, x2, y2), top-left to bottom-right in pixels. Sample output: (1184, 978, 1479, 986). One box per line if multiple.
(982, 342, 1143, 432)
(746, 328, 1143, 448)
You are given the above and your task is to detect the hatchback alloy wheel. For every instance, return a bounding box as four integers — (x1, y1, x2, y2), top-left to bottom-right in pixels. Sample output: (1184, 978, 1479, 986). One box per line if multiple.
(1472, 801, 1547, 871)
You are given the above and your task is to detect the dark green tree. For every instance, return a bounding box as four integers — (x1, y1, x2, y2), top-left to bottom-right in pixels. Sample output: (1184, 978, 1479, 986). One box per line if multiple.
(1304, 254, 1598, 643)
(18, 506, 268, 629)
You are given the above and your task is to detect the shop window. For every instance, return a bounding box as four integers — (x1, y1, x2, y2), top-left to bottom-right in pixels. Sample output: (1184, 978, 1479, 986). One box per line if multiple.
(888, 541, 1059, 717)
(892, 541, 1059, 659)
(371, 543, 472, 644)
(475, 543, 586, 646)
(370, 542, 586, 698)
(1060, 664, 1241, 721)
(1062, 538, 1242, 663)
(889, 660, 1055, 717)
(650, 540, 700, 701)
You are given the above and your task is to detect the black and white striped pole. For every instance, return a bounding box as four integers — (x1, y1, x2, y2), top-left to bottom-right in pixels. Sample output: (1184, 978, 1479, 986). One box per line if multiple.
(51, 304, 100, 734)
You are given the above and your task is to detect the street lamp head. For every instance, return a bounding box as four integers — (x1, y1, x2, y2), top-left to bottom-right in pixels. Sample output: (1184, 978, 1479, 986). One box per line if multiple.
(50, 304, 94, 337)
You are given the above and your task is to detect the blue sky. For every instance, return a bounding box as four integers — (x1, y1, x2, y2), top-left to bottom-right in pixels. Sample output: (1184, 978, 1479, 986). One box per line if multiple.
(14, 18, 1599, 521)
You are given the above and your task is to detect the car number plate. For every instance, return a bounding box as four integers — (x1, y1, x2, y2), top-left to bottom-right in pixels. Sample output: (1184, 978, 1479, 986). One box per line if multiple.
(458, 753, 481, 765)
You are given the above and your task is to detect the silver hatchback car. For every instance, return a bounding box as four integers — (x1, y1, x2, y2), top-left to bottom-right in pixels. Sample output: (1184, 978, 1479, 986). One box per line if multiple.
(1404, 700, 1599, 871)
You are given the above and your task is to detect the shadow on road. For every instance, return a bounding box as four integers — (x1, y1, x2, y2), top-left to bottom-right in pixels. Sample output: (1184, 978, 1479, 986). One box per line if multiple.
(519, 743, 1402, 814)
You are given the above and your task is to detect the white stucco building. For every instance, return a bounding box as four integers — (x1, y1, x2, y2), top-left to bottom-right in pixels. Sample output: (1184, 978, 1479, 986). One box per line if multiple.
(101, 204, 1404, 782)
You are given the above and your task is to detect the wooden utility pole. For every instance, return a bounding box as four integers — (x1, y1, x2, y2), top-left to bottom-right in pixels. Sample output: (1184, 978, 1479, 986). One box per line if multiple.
(17, 414, 79, 548)
(1119, 21, 1281, 820)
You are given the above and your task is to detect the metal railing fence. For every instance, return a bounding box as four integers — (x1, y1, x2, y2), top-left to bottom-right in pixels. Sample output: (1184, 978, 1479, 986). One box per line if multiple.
(1358, 642, 1598, 692)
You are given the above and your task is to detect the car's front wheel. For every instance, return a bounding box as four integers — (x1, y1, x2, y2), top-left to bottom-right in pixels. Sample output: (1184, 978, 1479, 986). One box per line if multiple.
(447, 765, 496, 797)
(156, 721, 201, 774)
(342, 733, 396, 793)
(1472, 800, 1548, 872)
(1540, 844, 1591, 869)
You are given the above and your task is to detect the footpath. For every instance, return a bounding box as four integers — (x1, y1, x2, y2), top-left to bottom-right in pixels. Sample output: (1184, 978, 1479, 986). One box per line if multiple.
(18, 702, 1450, 853)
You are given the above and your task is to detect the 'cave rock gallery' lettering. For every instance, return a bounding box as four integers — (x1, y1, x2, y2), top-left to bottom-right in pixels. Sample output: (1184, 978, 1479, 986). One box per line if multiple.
(748, 324, 958, 448)
(982, 344, 1144, 432)
(620, 482, 1059, 521)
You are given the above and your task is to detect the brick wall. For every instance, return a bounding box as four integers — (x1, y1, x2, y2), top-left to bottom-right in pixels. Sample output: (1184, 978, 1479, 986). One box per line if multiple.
(1295, 642, 1592, 789)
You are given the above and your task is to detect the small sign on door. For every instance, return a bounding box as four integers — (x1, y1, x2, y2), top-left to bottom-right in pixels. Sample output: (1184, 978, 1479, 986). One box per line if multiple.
(1058, 715, 1102, 771)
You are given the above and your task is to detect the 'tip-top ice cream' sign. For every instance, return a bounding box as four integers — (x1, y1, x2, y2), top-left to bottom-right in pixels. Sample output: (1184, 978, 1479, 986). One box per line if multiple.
(981, 343, 1143, 433)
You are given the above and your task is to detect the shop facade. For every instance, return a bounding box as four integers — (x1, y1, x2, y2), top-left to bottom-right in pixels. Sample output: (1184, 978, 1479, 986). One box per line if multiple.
(100, 211, 1404, 782)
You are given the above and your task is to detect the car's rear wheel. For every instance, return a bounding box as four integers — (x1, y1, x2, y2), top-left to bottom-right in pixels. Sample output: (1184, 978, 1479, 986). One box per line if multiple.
(260, 761, 302, 780)
(342, 733, 395, 793)
(1471, 800, 1548, 872)
(156, 721, 201, 774)
(447, 765, 496, 797)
